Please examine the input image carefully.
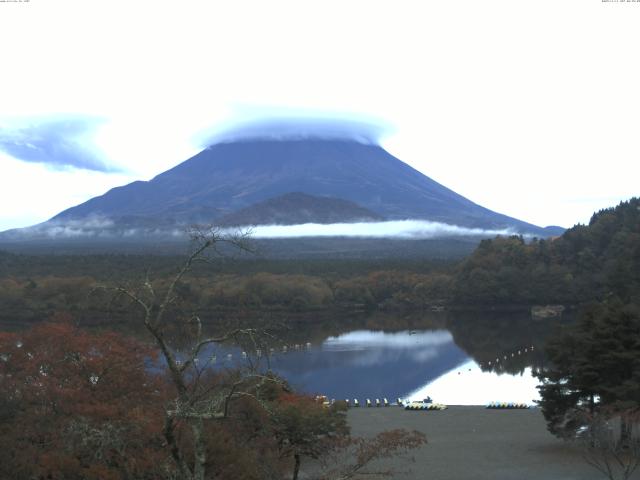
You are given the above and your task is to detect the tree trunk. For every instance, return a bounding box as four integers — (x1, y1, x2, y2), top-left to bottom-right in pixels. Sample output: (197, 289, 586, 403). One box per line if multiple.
(192, 418, 207, 480)
(292, 453, 301, 480)
(164, 414, 193, 480)
(621, 417, 631, 447)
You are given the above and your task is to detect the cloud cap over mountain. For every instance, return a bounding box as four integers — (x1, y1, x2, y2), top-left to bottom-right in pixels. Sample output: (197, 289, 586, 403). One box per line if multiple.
(200, 111, 394, 147)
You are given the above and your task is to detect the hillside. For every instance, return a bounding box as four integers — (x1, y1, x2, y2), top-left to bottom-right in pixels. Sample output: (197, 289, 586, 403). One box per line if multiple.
(452, 197, 640, 305)
(218, 192, 384, 226)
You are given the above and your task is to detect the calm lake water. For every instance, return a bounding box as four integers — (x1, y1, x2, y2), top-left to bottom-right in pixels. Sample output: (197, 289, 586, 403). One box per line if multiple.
(200, 310, 556, 405)
(268, 329, 540, 405)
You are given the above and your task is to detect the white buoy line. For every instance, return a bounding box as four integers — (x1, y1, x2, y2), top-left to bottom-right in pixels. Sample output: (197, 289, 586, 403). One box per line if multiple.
(478, 344, 535, 369)
(207, 341, 314, 362)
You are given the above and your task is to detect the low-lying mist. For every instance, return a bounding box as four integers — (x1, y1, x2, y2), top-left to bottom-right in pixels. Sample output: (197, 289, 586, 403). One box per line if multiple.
(235, 220, 516, 239)
(1, 218, 517, 241)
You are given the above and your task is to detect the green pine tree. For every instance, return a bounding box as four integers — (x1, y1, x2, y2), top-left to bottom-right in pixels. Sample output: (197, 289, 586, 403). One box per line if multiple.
(536, 299, 640, 438)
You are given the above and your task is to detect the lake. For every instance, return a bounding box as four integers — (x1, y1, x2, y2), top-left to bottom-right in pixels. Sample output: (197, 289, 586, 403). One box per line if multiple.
(199, 310, 558, 406)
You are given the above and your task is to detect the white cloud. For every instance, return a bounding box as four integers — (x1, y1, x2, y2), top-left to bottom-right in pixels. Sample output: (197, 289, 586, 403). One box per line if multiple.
(324, 330, 453, 350)
(323, 330, 455, 367)
(231, 220, 516, 239)
(2, 217, 516, 240)
(199, 110, 394, 146)
(0, 115, 115, 171)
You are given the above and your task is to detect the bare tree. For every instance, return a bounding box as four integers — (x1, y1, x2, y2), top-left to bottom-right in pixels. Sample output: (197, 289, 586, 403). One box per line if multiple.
(578, 410, 640, 480)
(100, 226, 279, 480)
(315, 428, 427, 480)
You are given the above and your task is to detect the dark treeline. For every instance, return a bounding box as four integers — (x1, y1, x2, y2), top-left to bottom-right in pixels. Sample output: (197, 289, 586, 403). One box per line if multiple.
(0, 252, 456, 325)
(453, 198, 640, 306)
(0, 252, 453, 279)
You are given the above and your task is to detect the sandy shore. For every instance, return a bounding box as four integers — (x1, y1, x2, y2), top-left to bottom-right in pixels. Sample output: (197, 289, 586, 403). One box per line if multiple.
(346, 406, 631, 480)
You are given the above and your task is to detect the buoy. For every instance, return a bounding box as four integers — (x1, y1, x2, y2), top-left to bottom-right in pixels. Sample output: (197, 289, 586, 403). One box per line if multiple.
(488, 402, 530, 409)
(242, 351, 247, 358)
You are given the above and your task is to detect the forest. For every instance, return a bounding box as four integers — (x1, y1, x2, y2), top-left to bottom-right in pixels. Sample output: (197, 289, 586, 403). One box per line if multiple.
(452, 198, 640, 306)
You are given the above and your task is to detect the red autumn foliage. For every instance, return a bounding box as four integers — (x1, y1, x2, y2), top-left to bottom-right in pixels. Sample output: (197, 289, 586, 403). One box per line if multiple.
(0, 320, 166, 480)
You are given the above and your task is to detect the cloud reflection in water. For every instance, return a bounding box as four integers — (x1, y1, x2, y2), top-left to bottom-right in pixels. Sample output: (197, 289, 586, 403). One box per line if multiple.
(407, 360, 541, 405)
(271, 330, 468, 400)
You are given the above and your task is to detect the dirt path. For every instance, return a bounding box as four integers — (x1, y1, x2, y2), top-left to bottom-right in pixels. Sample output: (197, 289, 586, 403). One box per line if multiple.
(346, 406, 633, 480)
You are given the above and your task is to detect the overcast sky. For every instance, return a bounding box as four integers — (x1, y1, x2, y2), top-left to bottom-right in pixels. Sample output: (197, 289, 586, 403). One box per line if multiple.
(1, 0, 638, 232)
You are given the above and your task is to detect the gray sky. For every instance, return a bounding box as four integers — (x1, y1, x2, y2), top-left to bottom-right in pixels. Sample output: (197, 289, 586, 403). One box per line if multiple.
(1, 0, 638, 231)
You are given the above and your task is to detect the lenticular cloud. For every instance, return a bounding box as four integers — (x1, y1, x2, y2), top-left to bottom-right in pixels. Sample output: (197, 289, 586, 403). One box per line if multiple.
(202, 114, 393, 147)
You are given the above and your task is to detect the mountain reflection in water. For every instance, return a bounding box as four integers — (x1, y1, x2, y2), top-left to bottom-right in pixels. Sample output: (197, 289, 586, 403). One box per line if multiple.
(268, 330, 469, 401)
(199, 312, 555, 405)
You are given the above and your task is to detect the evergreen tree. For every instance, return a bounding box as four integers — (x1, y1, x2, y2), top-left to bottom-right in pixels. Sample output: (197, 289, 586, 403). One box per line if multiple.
(536, 300, 640, 438)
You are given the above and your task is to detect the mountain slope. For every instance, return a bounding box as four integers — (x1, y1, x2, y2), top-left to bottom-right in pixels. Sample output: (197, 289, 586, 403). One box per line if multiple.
(49, 139, 550, 234)
(218, 192, 384, 226)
